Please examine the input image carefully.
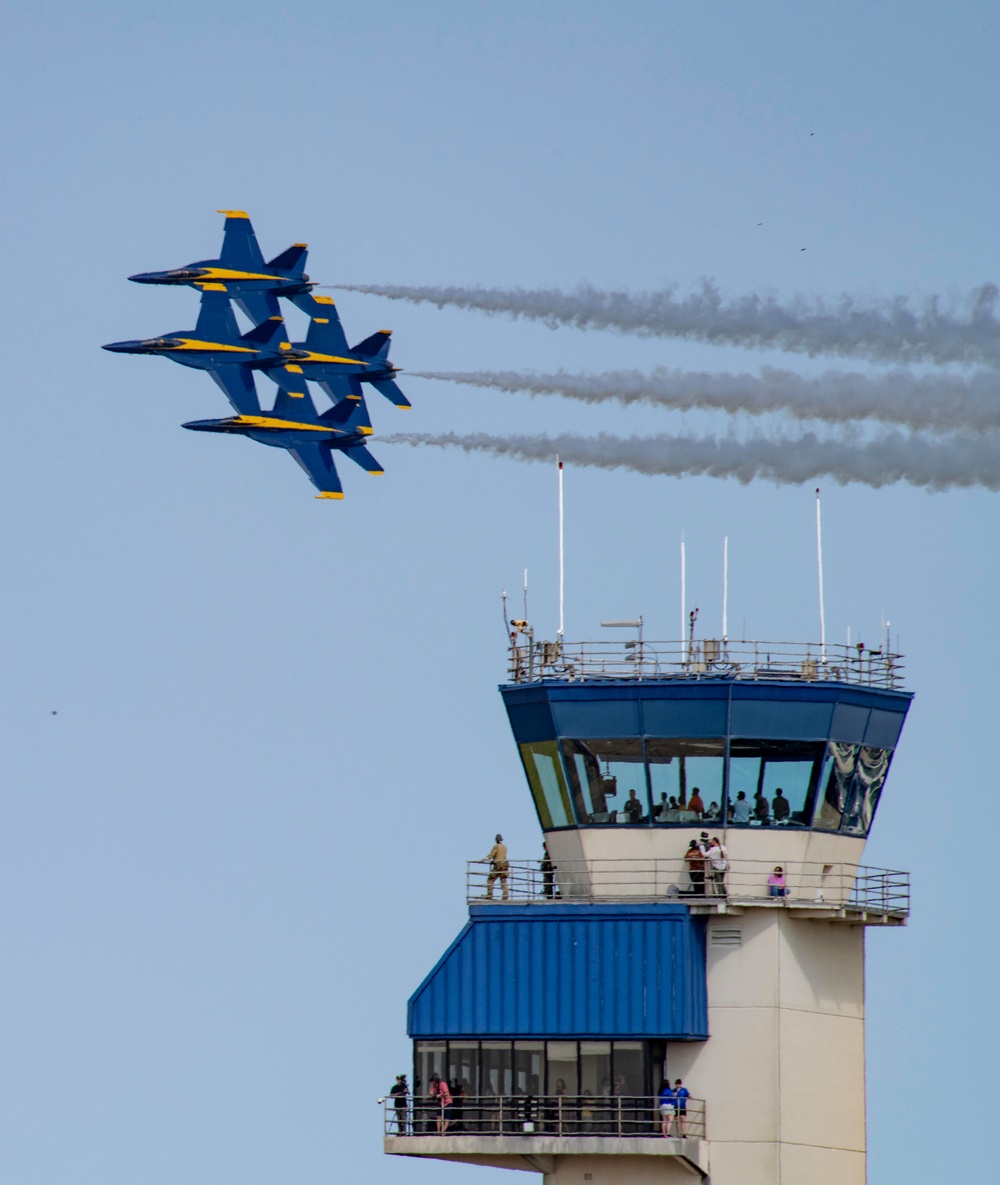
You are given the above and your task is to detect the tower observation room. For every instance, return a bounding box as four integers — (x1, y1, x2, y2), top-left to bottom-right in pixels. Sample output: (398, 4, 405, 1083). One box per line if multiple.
(386, 633, 912, 1185)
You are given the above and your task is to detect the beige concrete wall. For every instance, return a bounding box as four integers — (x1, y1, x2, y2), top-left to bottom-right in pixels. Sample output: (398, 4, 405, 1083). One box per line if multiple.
(543, 1153, 697, 1183)
(667, 911, 868, 1185)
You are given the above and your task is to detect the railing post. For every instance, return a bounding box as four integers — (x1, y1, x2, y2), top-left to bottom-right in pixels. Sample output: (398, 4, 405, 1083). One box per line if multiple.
(617, 1095, 623, 1136)
(557, 1095, 563, 1136)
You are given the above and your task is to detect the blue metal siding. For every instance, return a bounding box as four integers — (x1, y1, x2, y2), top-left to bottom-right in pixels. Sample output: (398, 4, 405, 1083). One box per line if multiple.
(730, 699, 835, 739)
(830, 702, 871, 742)
(864, 709, 906, 748)
(640, 698, 728, 737)
(408, 904, 708, 1040)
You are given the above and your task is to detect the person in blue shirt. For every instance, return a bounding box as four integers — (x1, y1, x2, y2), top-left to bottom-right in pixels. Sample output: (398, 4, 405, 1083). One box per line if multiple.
(673, 1079, 691, 1137)
(658, 1081, 676, 1137)
(732, 791, 752, 823)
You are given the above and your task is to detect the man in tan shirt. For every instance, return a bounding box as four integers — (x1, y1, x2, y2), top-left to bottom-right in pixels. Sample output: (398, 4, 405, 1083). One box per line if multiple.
(484, 833, 509, 900)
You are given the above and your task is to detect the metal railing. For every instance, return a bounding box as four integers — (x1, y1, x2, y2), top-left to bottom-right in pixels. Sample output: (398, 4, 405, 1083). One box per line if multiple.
(507, 637, 904, 690)
(385, 1093, 706, 1139)
(469, 858, 910, 916)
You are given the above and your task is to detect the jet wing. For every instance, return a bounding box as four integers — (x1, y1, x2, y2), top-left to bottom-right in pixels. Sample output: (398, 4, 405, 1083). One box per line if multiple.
(207, 365, 261, 415)
(288, 442, 345, 499)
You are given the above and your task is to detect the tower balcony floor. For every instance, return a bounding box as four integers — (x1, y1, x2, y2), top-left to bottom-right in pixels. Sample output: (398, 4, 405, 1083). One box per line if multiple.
(385, 1134, 709, 1177)
(470, 857, 909, 924)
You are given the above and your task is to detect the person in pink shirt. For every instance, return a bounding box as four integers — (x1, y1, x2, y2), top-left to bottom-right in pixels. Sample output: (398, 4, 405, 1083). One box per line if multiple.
(429, 1073, 454, 1134)
(768, 866, 789, 898)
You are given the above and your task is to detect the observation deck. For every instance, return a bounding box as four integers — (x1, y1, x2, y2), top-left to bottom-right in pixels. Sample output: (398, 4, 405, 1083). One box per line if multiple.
(467, 857, 910, 925)
(508, 636, 905, 690)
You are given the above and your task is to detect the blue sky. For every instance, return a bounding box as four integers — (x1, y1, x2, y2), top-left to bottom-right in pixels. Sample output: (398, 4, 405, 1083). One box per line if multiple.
(1, 3, 997, 1182)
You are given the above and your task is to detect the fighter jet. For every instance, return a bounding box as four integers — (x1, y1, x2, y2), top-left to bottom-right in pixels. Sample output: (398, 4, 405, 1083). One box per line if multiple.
(103, 287, 316, 414)
(280, 294, 411, 409)
(127, 210, 312, 325)
(182, 384, 382, 500)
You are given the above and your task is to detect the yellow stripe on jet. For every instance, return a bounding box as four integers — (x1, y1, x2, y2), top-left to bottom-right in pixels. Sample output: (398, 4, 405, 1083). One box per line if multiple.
(217, 209, 249, 218)
(172, 338, 258, 353)
(297, 351, 368, 365)
(196, 266, 291, 283)
(315, 492, 344, 500)
(233, 415, 333, 432)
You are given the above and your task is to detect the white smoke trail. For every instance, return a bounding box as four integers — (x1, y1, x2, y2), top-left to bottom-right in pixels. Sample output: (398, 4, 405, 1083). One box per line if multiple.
(412, 366, 1000, 433)
(337, 281, 1000, 367)
(380, 429, 1000, 491)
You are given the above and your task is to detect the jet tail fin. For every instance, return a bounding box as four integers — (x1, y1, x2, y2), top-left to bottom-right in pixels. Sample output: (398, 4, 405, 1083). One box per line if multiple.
(321, 390, 372, 435)
(370, 378, 411, 409)
(267, 243, 308, 274)
(272, 385, 320, 420)
(241, 316, 288, 349)
(195, 288, 240, 340)
(217, 209, 266, 270)
(341, 444, 384, 475)
(351, 330, 392, 360)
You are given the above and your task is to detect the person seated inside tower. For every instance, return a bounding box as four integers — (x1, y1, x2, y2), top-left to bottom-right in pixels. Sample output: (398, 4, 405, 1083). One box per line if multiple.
(705, 800, 720, 820)
(772, 787, 790, 822)
(687, 786, 705, 816)
(731, 790, 752, 823)
(754, 791, 770, 824)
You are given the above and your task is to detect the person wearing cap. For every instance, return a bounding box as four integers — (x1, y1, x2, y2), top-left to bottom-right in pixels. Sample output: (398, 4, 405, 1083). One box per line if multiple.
(684, 839, 706, 895)
(390, 1073, 410, 1134)
(484, 833, 509, 900)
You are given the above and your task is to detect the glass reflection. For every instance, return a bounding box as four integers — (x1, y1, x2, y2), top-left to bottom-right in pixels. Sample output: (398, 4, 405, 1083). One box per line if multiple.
(841, 747, 890, 834)
(646, 739, 724, 823)
(815, 742, 860, 830)
(562, 739, 648, 823)
(519, 741, 573, 828)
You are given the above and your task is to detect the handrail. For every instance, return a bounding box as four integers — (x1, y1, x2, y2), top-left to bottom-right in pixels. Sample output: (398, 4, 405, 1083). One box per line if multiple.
(384, 1093, 706, 1139)
(506, 636, 905, 690)
(468, 857, 910, 916)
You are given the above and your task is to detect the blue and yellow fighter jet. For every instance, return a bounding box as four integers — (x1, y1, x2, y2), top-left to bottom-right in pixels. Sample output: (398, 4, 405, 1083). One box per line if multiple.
(102, 287, 351, 422)
(183, 384, 382, 500)
(128, 210, 311, 325)
(282, 294, 411, 409)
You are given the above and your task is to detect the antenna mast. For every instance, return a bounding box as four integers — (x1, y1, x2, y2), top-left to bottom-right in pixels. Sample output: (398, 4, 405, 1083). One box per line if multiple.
(723, 535, 729, 641)
(680, 532, 686, 662)
(816, 488, 827, 663)
(557, 459, 564, 638)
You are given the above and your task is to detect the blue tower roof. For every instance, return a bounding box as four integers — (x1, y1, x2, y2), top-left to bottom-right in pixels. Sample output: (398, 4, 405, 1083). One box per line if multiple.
(407, 903, 708, 1040)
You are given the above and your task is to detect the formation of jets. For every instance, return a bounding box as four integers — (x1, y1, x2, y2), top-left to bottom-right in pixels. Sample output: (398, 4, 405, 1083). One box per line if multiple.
(104, 211, 408, 499)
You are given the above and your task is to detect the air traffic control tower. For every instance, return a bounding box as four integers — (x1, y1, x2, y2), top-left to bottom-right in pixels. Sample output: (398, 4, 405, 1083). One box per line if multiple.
(385, 631, 911, 1185)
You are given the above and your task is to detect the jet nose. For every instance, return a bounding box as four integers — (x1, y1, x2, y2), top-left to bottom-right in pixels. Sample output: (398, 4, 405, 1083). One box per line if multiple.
(102, 340, 144, 352)
(128, 271, 167, 284)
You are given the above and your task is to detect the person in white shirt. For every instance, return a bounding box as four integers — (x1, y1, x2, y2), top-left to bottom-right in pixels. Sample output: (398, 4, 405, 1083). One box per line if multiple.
(705, 836, 728, 896)
(731, 791, 752, 824)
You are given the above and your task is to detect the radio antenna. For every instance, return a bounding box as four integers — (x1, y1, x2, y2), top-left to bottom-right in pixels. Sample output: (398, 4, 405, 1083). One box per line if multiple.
(722, 535, 729, 642)
(680, 531, 687, 661)
(523, 568, 528, 624)
(557, 459, 565, 638)
(816, 488, 827, 663)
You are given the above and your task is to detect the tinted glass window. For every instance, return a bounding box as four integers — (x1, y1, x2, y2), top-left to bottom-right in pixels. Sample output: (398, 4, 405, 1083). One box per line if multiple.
(547, 1041, 578, 1096)
(580, 1040, 612, 1097)
(415, 1040, 445, 1100)
(728, 740, 823, 826)
(519, 741, 573, 828)
(562, 739, 648, 824)
(815, 742, 860, 830)
(647, 739, 724, 823)
(481, 1041, 512, 1097)
(448, 1041, 479, 1096)
(612, 1041, 645, 1095)
(514, 1042, 544, 1096)
(841, 746, 890, 835)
